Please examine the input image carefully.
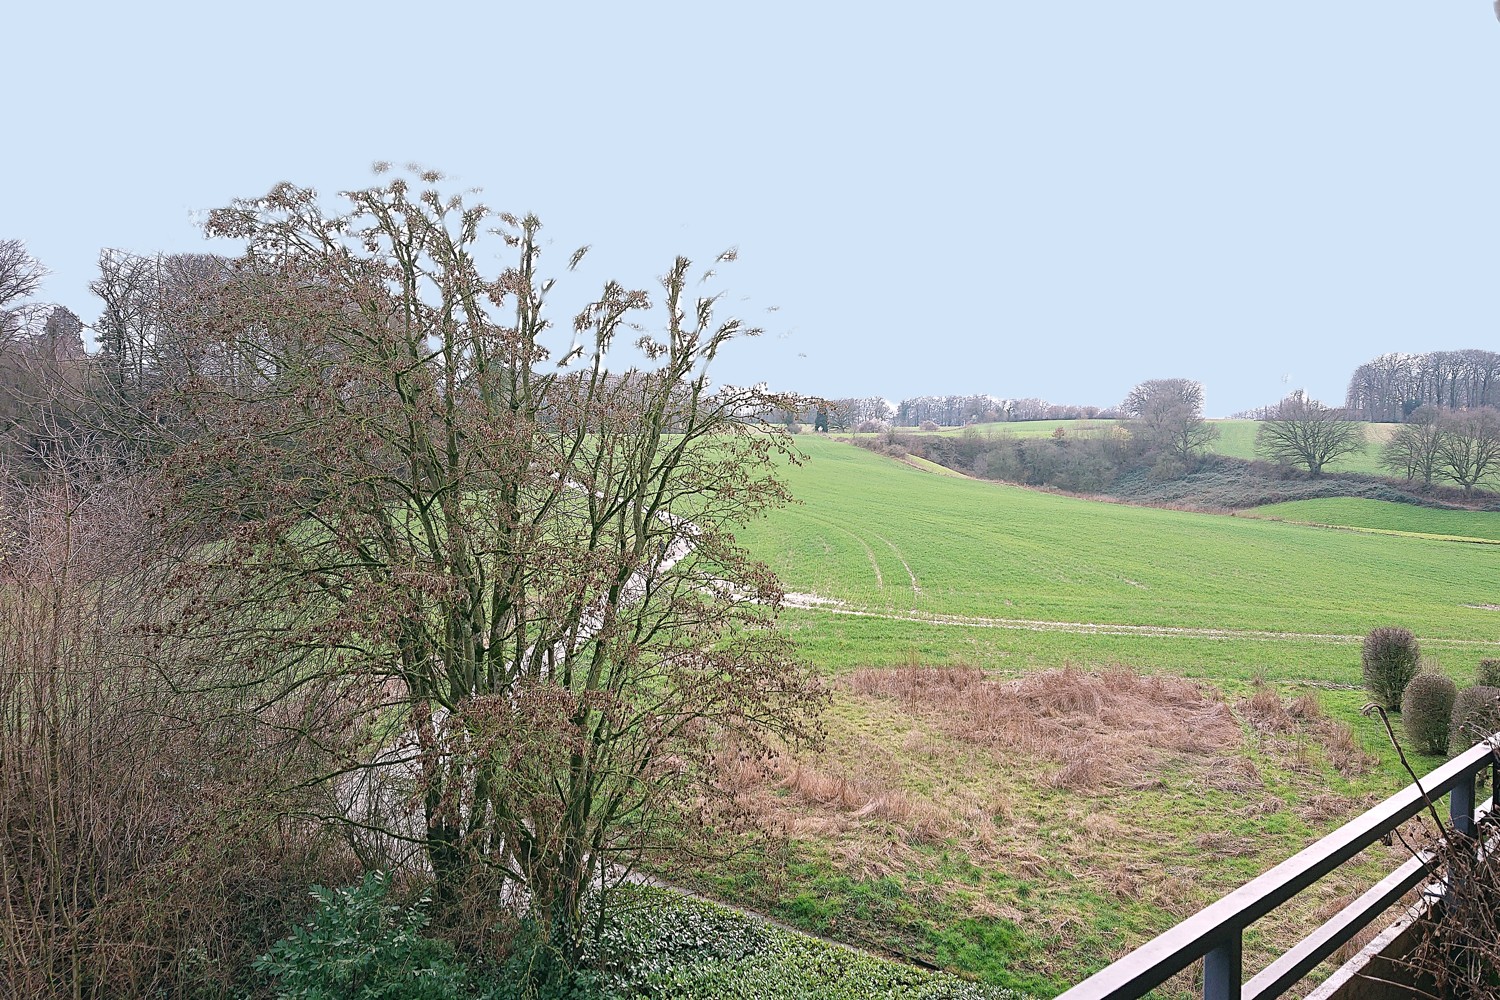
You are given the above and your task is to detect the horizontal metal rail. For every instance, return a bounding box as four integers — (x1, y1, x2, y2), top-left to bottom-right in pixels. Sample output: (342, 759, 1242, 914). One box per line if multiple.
(1057, 735, 1500, 1000)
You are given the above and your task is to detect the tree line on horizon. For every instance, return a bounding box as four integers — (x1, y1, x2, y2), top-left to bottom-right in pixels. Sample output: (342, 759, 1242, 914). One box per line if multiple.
(844, 376, 1499, 499)
(777, 348, 1500, 435)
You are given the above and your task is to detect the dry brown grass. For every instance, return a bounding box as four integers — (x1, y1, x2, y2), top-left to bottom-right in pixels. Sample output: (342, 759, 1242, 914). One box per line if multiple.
(1319, 720, 1377, 778)
(1237, 687, 1377, 778)
(705, 666, 1400, 997)
(847, 665, 1242, 793)
(1314, 892, 1383, 965)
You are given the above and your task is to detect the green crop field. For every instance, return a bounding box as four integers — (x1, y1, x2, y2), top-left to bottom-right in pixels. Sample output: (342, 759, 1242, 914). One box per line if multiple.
(1246, 498, 1500, 543)
(1206, 419, 1397, 475)
(699, 435, 1500, 997)
(742, 437, 1500, 648)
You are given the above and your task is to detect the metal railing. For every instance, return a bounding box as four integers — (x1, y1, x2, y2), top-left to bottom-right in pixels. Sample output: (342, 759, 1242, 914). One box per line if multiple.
(1056, 735, 1500, 1000)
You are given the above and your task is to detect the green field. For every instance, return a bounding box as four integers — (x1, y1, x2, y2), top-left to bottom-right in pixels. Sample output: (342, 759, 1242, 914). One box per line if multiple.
(707, 436, 1500, 997)
(920, 419, 1399, 475)
(744, 437, 1500, 649)
(1246, 498, 1500, 544)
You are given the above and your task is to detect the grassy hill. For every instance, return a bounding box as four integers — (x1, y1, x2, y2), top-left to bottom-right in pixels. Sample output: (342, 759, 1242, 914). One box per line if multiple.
(742, 437, 1500, 657)
(701, 435, 1500, 996)
(1246, 498, 1500, 543)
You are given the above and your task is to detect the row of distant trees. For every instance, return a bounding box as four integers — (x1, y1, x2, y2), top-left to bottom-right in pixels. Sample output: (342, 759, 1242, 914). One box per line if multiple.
(809, 347, 1500, 434)
(767, 395, 1119, 431)
(848, 375, 1498, 496)
(1344, 349, 1500, 422)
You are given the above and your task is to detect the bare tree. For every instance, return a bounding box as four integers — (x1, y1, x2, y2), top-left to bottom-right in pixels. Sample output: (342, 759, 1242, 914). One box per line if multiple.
(1436, 406, 1500, 495)
(1254, 390, 1365, 477)
(90, 249, 227, 402)
(148, 170, 823, 956)
(1121, 377, 1218, 464)
(1380, 404, 1447, 485)
(0, 239, 47, 343)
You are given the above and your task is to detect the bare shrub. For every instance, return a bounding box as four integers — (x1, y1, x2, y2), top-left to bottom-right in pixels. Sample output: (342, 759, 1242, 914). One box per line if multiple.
(1450, 685, 1500, 754)
(1401, 672, 1458, 755)
(0, 477, 347, 999)
(1477, 658, 1500, 688)
(1362, 626, 1421, 711)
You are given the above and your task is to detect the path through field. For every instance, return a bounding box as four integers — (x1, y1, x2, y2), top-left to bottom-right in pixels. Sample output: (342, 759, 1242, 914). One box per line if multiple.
(780, 593, 1500, 649)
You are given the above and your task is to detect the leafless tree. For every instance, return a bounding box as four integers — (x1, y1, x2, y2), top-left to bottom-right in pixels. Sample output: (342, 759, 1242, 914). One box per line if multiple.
(1254, 390, 1365, 477)
(1436, 406, 1500, 495)
(90, 249, 228, 402)
(1121, 377, 1218, 464)
(1379, 404, 1447, 485)
(1346, 349, 1500, 419)
(0, 239, 47, 344)
(145, 169, 824, 956)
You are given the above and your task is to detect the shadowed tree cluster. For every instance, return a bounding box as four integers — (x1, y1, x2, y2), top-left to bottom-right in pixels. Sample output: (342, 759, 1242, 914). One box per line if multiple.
(1345, 349, 1500, 421)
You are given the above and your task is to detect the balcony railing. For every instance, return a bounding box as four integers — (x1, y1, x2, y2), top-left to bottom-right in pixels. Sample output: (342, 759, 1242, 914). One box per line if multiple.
(1056, 735, 1499, 1000)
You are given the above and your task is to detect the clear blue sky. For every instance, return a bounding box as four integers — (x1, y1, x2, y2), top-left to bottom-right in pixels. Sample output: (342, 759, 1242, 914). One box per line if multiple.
(7, 1, 1498, 416)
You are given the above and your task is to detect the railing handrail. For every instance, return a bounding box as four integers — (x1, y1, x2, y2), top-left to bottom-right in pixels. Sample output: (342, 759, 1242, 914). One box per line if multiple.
(1056, 734, 1500, 1000)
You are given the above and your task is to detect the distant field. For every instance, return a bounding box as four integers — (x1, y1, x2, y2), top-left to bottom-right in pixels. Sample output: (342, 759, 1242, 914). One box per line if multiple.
(913, 419, 1399, 475)
(1246, 498, 1500, 543)
(744, 437, 1500, 646)
(714, 435, 1500, 994)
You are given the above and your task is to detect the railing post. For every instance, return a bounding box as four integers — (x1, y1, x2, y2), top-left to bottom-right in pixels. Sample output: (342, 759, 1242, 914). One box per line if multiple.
(1204, 932, 1242, 1000)
(1491, 746, 1499, 813)
(1451, 767, 1476, 840)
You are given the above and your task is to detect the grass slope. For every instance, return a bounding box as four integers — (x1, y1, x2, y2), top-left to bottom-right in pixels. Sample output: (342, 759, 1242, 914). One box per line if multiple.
(702, 435, 1500, 997)
(1247, 498, 1500, 544)
(745, 437, 1500, 647)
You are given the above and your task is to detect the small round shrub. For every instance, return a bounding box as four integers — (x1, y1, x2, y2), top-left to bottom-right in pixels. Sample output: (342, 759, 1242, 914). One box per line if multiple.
(1401, 673, 1457, 755)
(1477, 658, 1500, 688)
(1449, 686, 1500, 755)
(1362, 627, 1421, 711)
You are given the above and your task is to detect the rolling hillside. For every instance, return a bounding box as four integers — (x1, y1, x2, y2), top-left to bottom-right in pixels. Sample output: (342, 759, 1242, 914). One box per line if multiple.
(742, 436, 1500, 656)
(705, 435, 1500, 995)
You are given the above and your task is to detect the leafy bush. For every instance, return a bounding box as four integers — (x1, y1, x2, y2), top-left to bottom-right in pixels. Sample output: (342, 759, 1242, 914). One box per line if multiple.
(1362, 627, 1421, 710)
(1450, 686, 1500, 755)
(1478, 658, 1500, 688)
(1400, 672, 1457, 754)
(582, 886, 1023, 1000)
(255, 872, 471, 1000)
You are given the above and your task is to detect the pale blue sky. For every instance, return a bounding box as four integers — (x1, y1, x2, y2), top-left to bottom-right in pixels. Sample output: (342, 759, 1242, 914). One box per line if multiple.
(7, 1, 1498, 416)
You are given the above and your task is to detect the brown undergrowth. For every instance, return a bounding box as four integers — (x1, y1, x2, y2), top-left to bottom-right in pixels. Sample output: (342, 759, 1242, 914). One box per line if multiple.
(703, 664, 1411, 997)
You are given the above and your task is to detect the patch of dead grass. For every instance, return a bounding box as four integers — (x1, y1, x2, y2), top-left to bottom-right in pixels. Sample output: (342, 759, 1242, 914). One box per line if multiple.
(698, 667, 1402, 997)
(847, 665, 1243, 793)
